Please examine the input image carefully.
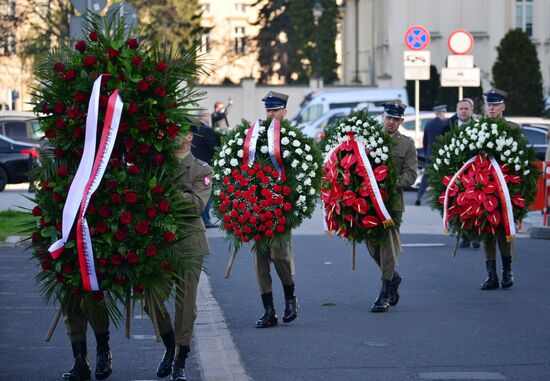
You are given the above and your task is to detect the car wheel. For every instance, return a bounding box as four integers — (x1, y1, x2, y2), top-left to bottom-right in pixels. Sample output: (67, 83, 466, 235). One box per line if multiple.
(0, 167, 7, 192)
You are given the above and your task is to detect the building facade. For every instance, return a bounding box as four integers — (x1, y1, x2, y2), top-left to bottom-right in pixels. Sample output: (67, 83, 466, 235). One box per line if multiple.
(341, 0, 550, 96)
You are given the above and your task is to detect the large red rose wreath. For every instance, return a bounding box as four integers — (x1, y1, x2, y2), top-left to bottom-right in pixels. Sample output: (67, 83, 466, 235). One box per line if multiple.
(320, 110, 399, 266)
(427, 117, 540, 251)
(29, 14, 202, 324)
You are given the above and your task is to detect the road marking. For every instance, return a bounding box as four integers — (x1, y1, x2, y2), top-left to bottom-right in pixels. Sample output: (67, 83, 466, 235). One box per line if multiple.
(195, 272, 251, 381)
(324, 261, 332, 265)
(402, 243, 446, 247)
(132, 335, 156, 340)
(417, 372, 506, 380)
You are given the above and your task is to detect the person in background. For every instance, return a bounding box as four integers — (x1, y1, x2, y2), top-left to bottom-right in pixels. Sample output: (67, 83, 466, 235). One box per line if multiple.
(415, 104, 447, 206)
(191, 113, 220, 228)
(211, 99, 233, 134)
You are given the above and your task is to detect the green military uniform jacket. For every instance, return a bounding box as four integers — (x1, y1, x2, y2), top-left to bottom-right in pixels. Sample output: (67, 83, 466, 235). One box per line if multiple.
(175, 152, 213, 256)
(390, 130, 418, 212)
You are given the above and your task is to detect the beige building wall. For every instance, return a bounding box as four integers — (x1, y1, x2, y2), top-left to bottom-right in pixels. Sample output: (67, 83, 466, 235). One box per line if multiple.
(341, 0, 550, 97)
(198, 0, 265, 84)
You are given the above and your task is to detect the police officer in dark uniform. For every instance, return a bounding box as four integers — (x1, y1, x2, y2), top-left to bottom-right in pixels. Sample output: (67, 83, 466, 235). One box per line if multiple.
(415, 104, 447, 205)
(254, 91, 298, 328)
(145, 132, 212, 381)
(61, 301, 112, 381)
(368, 101, 417, 312)
(480, 88, 516, 291)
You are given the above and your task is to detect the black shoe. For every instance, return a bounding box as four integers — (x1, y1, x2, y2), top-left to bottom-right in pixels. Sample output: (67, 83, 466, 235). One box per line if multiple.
(501, 256, 514, 289)
(205, 223, 219, 228)
(371, 280, 391, 312)
(62, 342, 91, 381)
(459, 239, 470, 248)
(170, 359, 187, 381)
(157, 331, 176, 377)
(255, 306, 278, 328)
(95, 351, 112, 380)
(414, 199, 421, 206)
(282, 297, 298, 323)
(481, 260, 499, 290)
(472, 241, 480, 249)
(388, 272, 402, 306)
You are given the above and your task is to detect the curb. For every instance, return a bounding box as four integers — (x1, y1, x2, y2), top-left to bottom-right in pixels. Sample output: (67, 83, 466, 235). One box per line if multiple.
(530, 226, 550, 240)
(2, 235, 27, 247)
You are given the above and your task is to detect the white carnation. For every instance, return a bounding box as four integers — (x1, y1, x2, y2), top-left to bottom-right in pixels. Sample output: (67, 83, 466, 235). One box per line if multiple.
(283, 150, 291, 158)
(305, 144, 311, 152)
(309, 188, 316, 195)
(374, 157, 381, 164)
(293, 140, 301, 147)
(260, 145, 269, 154)
(436, 158, 441, 165)
(218, 159, 226, 166)
(304, 178, 312, 186)
(281, 137, 290, 145)
(301, 163, 308, 170)
(306, 154, 313, 161)
(223, 168, 231, 175)
(237, 149, 243, 158)
(515, 164, 521, 171)
(523, 169, 530, 175)
(291, 160, 299, 168)
(214, 189, 221, 196)
(224, 148, 232, 155)
(230, 158, 238, 167)
(487, 142, 495, 149)
(288, 131, 296, 137)
(296, 148, 303, 155)
(219, 151, 226, 158)
(309, 171, 316, 177)
(236, 138, 244, 145)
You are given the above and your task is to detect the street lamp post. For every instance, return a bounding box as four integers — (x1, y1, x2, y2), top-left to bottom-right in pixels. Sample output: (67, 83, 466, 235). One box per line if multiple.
(312, 1, 324, 89)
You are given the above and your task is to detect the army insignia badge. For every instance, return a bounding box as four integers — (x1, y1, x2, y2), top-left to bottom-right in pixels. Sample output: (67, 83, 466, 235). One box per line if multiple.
(203, 176, 211, 186)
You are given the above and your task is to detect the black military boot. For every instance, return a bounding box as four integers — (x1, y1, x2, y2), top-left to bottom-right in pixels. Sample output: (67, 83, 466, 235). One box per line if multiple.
(94, 331, 112, 380)
(501, 256, 514, 289)
(171, 345, 189, 381)
(255, 292, 278, 328)
(62, 341, 91, 381)
(282, 283, 298, 323)
(371, 279, 391, 313)
(157, 330, 176, 377)
(388, 272, 402, 306)
(480, 260, 499, 290)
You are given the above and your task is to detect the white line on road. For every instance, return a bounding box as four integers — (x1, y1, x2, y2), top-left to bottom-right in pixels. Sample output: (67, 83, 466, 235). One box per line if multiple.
(402, 243, 446, 247)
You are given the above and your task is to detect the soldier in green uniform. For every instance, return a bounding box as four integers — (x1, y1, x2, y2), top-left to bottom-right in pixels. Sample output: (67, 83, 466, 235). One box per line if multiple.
(145, 132, 212, 381)
(480, 88, 516, 291)
(61, 300, 112, 381)
(367, 101, 417, 313)
(254, 91, 298, 328)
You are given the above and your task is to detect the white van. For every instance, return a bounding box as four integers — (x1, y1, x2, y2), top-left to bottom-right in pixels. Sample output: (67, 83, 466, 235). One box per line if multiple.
(292, 87, 410, 125)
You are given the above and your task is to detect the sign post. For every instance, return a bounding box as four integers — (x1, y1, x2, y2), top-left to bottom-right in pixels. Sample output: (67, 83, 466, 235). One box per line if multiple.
(404, 26, 430, 143)
(443, 30, 477, 99)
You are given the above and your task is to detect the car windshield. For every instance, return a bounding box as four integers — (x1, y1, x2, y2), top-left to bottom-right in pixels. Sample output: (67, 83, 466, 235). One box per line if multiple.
(31, 120, 44, 139)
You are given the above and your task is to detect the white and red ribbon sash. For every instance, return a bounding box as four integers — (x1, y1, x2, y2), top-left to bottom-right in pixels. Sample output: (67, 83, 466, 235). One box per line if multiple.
(488, 156, 516, 241)
(49, 75, 105, 258)
(76, 89, 123, 291)
(267, 118, 285, 178)
(443, 156, 477, 233)
(48, 75, 124, 291)
(242, 119, 261, 167)
(351, 137, 394, 227)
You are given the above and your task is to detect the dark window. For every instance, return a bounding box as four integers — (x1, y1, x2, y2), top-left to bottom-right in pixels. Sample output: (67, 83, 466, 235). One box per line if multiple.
(234, 26, 246, 54)
(3, 121, 27, 139)
(523, 127, 546, 145)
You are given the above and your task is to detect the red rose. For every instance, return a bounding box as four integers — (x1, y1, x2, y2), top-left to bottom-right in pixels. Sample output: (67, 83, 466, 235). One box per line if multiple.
(57, 166, 68, 177)
(40, 102, 50, 113)
(64, 70, 76, 81)
(114, 229, 127, 241)
(283, 186, 291, 196)
(32, 206, 42, 216)
(119, 211, 132, 225)
(128, 102, 139, 115)
(88, 31, 98, 41)
(105, 179, 118, 190)
(138, 144, 150, 154)
(73, 126, 84, 138)
(167, 124, 179, 138)
(109, 158, 122, 169)
(125, 251, 139, 265)
(157, 112, 168, 126)
(128, 165, 140, 175)
(114, 273, 125, 285)
(152, 184, 163, 195)
(67, 108, 80, 119)
(119, 121, 130, 133)
(95, 222, 108, 234)
(131, 55, 143, 66)
(146, 206, 157, 218)
(127, 38, 139, 48)
(98, 258, 109, 267)
(53, 148, 64, 158)
(74, 91, 88, 104)
(137, 80, 149, 92)
(154, 86, 166, 97)
(98, 205, 112, 218)
(137, 118, 151, 132)
(82, 55, 97, 68)
(283, 202, 292, 211)
(53, 61, 64, 72)
(124, 137, 136, 149)
(107, 48, 119, 58)
(133, 283, 144, 294)
(54, 102, 66, 114)
(146, 74, 155, 82)
(118, 72, 126, 82)
(62, 263, 72, 274)
(153, 153, 165, 165)
(135, 220, 150, 235)
(125, 192, 138, 204)
(110, 193, 122, 203)
(99, 94, 108, 108)
(160, 260, 172, 271)
(265, 229, 274, 238)
(71, 288, 81, 296)
(125, 151, 136, 163)
(163, 230, 175, 242)
(157, 60, 168, 72)
(92, 291, 104, 302)
(111, 254, 123, 265)
(146, 244, 158, 257)
(158, 199, 170, 213)
(75, 40, 86, 51)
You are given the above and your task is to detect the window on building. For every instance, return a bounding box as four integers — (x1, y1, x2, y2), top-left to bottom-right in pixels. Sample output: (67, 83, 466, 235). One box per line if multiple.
(234, 26, 247, 54)
(0, 0, 16, 20)
(515, 0, 533, 37)
(235, 3, 247, 12)
(0, 33, 16, 56)
(201, 33, 210, 53)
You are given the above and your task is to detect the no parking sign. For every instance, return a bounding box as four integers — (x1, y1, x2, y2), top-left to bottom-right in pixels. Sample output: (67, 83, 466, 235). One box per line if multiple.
(404, 26, 430, 50)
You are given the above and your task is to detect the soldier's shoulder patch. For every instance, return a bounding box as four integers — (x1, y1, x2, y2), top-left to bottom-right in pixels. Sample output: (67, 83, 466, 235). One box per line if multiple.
(194, 158, 208, 167)
(203, 176, 211, 186)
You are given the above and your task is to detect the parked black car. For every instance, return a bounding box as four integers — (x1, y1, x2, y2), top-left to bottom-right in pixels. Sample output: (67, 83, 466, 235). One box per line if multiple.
(0, 134, 39, 192)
